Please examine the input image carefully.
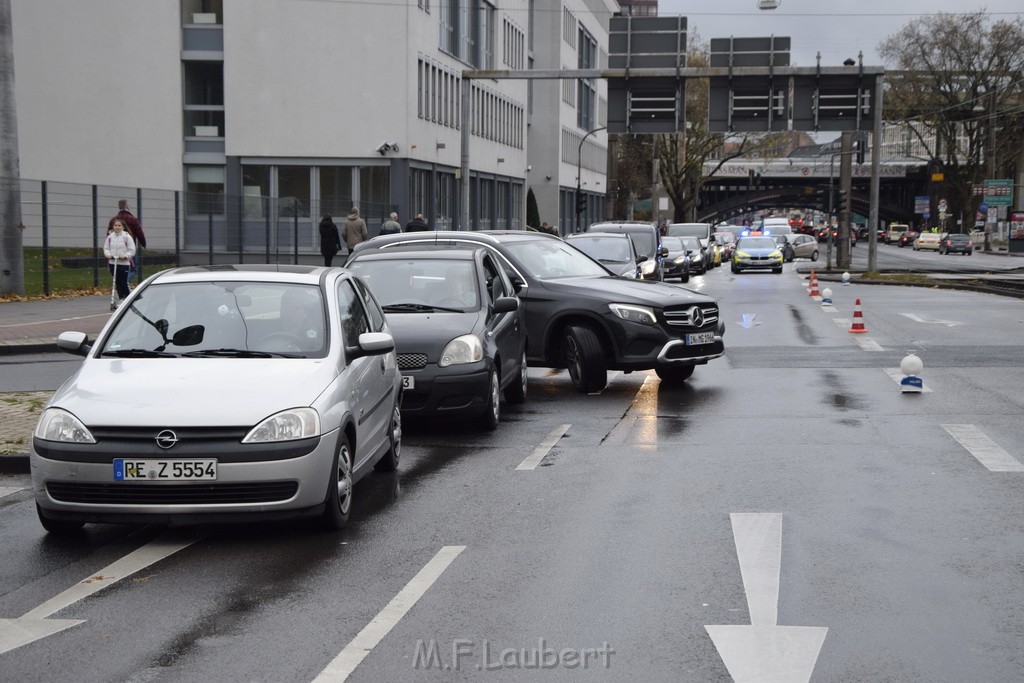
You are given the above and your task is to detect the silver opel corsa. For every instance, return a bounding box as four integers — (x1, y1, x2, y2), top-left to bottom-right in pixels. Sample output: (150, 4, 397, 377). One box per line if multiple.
(31, 265, 402, 534)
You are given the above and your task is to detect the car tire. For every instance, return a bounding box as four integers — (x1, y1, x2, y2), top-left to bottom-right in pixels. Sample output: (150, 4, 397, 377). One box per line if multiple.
(36, 503, 84, 535)
(503, 348, 528, 405)
(731, 265, 740, 273)
(374, 400, 402, 472)
(773, 267, 783, 274)
(320, 433, 353, 530)
(655, 365, 695, 384)
(679, 272, 690, 283)
(966, 250, 972, 255)
(811, 249, 819, 262)
(479, 367, 501, 430)
(563, 324, 607, 394)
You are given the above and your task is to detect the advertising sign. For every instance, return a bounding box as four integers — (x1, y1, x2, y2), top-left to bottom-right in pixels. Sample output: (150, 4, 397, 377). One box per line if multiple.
(984, 179, 1013, 207)
(914, 196, 929, 214)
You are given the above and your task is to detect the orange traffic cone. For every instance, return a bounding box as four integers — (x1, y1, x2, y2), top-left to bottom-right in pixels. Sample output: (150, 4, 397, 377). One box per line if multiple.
(808, 272, 820, 298)
(849, 298, 868, 333)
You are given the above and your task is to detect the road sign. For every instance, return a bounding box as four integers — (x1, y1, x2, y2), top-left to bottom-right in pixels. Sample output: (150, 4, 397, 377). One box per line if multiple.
(914, 195, 929, 214)
(984, 179, 1013, 207)
(979, 202, 989, 213)
(938, 198, 948, 213)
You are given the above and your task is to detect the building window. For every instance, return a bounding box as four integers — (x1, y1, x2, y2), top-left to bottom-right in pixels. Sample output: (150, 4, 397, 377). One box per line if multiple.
(185, 165, 224, 216)
(439, 0, 494, 67)
(419, 0, 430, 11)
(181, 0, 223, 25)
(563, 8, 576, 48)
(577, 27, 597, 130)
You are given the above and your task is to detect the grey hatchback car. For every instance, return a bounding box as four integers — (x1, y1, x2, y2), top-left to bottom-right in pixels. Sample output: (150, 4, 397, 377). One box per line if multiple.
(31, 265, 402, 533)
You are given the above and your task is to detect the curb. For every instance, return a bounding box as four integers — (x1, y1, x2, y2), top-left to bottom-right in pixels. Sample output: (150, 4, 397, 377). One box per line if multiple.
(0, 341, 58, 356)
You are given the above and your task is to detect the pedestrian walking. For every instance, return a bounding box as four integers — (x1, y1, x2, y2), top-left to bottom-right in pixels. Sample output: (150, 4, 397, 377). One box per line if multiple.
(380, 212, 402, 235)
(405, 212, 430, 232)
(104, 219, 136, 309)
(108, 200, 146, 284)
(342, 207, 368, 252)
(318, 214, 342, 266)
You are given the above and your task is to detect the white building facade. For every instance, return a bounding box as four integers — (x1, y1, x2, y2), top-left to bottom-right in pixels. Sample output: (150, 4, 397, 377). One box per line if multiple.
(11, 0, 613, 254)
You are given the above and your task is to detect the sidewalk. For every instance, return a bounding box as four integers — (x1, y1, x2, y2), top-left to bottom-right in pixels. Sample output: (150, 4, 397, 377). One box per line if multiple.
(0, 294, 113, 472)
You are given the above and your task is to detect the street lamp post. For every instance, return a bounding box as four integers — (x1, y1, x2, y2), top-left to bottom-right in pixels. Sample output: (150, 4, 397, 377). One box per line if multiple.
(576, 125, 606, 233)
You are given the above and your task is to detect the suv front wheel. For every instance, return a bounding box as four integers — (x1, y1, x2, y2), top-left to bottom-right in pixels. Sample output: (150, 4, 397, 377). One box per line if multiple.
(563, 324, 607, 393)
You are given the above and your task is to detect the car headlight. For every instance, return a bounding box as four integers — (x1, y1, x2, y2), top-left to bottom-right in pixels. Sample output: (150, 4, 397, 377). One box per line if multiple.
(439, 334, 483, 367)
(735, 250, 750, 259)
(770, 250, 783, 259)
(243, 407, 320, 443)
(641, 260, 657, 275)
(609, 303, 657, 325)
(674, 256, 686, 264)
(34, 408, 95, 443)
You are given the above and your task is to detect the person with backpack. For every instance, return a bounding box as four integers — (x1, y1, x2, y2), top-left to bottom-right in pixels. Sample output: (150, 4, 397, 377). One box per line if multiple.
(380, 212, 402, 235)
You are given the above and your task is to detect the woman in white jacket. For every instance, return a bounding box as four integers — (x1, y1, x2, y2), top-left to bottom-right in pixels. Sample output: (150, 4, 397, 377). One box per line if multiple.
(104, 219, 136, 305)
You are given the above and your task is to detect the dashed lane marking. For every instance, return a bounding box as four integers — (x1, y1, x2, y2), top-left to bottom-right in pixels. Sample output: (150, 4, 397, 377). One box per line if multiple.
(516, 424, 571, 471)
(941, 424, 1024, 472)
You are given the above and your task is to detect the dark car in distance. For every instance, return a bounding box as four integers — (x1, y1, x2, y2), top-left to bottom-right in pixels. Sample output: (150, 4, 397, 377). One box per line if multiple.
(346, 248, 527, 429)
(585, 221, 665, 281)
(659, 236, 692, 282)
(938, 233, 973, 255)
(349, 231, 725, 392)
(898, 230, 920, 248)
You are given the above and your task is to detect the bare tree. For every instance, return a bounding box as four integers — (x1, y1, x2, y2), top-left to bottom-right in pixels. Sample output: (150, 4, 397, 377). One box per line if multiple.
(610, 134, 654, 219)
(879, 11, 1024, 227)
(0, 0, 22, 296)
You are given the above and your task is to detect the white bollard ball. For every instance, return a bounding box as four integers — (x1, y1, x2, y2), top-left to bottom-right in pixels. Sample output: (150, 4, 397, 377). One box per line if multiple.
(821, 287, 833, 303)
(841, 271, 851, 285)
(900, 352, 923, 376)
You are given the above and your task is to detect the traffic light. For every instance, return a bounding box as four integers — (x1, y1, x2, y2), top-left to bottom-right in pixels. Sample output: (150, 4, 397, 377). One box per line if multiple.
(814, 186, 830, 209)
(575, 194, 587, 214)
(836, 188, 849, 208)
(855, 139, 866, 164)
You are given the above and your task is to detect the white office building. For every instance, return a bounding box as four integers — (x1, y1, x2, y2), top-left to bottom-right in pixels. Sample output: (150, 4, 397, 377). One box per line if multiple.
(10, 0, 613, 254)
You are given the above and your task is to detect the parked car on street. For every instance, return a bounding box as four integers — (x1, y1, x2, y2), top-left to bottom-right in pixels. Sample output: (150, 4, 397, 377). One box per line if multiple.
(712, 231, 737, 261)
(772, 232, 820, 262)
(350, 231, 725, 391)
(938, 233, 973, 255)
(666, 223, 715, 271)
(31, 265, 403, 533)
(677, 236, 707, 275)
(346, 248, 527, 429)
(564, 232, 643, 279)
(898, 230, 920, 248)
(659, 236, 692, 282)
(913, 233, 942, 251)
(732, 236, 784, 274)
(586, 221, 665, 281)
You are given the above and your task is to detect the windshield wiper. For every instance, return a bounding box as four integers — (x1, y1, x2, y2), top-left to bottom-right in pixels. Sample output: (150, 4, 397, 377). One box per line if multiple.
(179, 348, 281, 358)
(101, 349, 178, 358)
(597, 258, 623, 263)
(383, 303, 463, 313)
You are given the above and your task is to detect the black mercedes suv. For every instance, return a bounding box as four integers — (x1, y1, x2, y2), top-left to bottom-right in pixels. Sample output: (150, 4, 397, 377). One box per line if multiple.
(348, 231, 724, 393)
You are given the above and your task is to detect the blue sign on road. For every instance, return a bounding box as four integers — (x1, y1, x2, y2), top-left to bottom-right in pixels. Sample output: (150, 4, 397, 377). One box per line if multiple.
(979, 202, 989, 212)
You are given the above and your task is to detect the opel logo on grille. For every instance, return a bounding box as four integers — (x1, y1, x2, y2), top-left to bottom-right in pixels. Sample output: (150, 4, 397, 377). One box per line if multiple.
(156, 430, 179, 450)
(689, 306, 705, 327)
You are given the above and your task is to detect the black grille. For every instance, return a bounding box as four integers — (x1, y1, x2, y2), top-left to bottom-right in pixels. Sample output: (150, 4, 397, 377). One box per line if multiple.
(397, 353, 427, 370)
(47, 481, 298, 505)
(663, 304, 719, 328)
(90, 426, 249, 442)
(401, 393, 428, 410)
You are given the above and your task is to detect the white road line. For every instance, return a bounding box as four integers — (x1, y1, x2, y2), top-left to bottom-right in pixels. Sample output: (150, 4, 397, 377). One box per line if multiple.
(883, 368, 932, 392)
(941, 424, 1024, 472)
(22, 532, 200, 619)
(313, 545, 466, 682)
(516, 424, 570, 471)
(851, 336, 884, 352)
(0, 487, 22, 499)
(833, 318, 850, 328)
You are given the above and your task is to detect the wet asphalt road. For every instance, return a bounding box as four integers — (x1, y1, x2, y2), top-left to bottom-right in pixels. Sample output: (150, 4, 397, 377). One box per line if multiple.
(1, 254, 1024, 682)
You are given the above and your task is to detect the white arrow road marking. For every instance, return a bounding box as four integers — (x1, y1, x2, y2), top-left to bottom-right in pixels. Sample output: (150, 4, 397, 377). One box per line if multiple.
(314, 545, 466, 682)
(737, 314, 760, 329)
(832, 318, 850, 328)
(941, 425, 1024, 472)
(0, 531, 200, 655)
(516, 424, 571, 470)
(0, 487, 22, 499)
(705, 513, 828, 683)
(900, 313, 962, 327)
(883, 368, 932, 392)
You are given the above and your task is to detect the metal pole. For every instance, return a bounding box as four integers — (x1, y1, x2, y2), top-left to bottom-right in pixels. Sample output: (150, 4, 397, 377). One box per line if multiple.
(92, 185, 99, 287)
(838, 131, 853, 270)
(868, 74, 883, 273)
(459, 77, 471, 231)
(575, 126, 606, 233)
(41, 180, 49, 296)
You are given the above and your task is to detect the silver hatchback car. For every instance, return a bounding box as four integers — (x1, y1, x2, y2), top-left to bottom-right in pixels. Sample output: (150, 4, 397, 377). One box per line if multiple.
(31, 265, 402, 533)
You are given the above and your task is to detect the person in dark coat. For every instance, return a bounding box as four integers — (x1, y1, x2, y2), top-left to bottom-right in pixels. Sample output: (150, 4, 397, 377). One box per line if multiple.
(405, 213, 430, 232)
(319, 214, 342, 266)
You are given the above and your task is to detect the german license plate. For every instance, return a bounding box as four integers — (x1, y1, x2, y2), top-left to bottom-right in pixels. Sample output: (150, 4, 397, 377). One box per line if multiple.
(686, 332, 716, 346)
(114, 459, 217, 481)
(402, 375, 415, 389)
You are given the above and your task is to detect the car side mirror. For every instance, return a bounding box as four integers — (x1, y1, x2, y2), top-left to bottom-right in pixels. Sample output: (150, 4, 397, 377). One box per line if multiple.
(660, 246, 669, 257)
(57, 331, 91, 357)
(492, 296, 519, 314)
(355, 331, 395, 357)
(172, 325, 205, 347)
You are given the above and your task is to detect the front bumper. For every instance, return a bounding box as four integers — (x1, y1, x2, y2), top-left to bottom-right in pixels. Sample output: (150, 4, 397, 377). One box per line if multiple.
(398, 363, 492, 418)
(733, 256, 783, 270)
(31, 431, 338, 524)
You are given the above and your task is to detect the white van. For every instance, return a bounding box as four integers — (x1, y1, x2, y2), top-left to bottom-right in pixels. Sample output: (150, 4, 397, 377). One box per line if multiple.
(759, 217, 793, 235)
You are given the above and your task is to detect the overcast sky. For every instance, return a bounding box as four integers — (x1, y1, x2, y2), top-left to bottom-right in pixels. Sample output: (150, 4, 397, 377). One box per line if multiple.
(656, 0, 1024, 67)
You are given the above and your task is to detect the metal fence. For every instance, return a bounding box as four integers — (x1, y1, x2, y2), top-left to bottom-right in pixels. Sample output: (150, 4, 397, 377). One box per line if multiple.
(12, 178, 392, 295)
